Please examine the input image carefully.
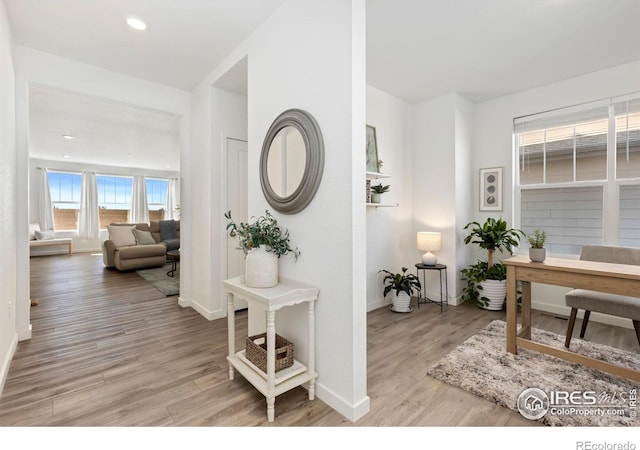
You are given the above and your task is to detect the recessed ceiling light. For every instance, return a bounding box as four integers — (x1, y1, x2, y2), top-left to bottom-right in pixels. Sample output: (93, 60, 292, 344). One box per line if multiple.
(63, 154, 71, 158)
(127, 17, 147, 31)
(127, 153, 133, 157)
(165, 164, 171, 168)
(62, 134, 75, 140)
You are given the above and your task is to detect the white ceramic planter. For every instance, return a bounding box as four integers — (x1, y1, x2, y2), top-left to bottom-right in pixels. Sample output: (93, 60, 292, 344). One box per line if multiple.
(479, 279, 507, 311)
(391, 291, 412, 313)
(370, 193, 381, 204)
(245, 245, 278, 288)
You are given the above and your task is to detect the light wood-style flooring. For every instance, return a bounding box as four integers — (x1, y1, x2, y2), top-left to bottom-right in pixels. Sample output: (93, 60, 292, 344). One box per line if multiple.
(1, 253, 638, 427)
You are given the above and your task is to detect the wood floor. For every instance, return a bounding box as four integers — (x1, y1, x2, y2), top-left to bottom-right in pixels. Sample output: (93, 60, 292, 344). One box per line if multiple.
(1, 253, 638, 427)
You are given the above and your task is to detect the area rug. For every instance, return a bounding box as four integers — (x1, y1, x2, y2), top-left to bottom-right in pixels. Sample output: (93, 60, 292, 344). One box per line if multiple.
(427, 320, 639, 426)
(136, 264, 179, 296)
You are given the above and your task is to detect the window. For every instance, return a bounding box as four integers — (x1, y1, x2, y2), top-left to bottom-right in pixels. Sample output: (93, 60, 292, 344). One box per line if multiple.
(146, 178, 168, 221)
(48, 171, 81, 230)
(97, 175, 132, 227)
(515, 94, 640, 255)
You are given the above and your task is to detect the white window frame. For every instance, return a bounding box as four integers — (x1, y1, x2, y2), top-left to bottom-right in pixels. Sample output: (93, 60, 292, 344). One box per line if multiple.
(514, 95, 640, 257)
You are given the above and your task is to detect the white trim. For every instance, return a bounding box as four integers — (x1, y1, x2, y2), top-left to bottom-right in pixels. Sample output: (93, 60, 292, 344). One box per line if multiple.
(315, 381, 370, 422)
(178, 296, 226, 321)
(0, 332, 19, 397)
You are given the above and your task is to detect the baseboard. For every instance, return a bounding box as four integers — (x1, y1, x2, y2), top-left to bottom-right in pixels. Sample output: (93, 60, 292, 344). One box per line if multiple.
(531, 300, 633, 330)
(18, 323, 32, 341)
(315, 381, 370, 422)
(179, 296, 226, 321)
(0, 332, 19, 399)
(367, 293, 463, 312)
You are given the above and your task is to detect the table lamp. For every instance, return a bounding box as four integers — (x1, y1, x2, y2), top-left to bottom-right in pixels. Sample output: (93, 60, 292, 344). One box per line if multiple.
(417, 231, 442, 265)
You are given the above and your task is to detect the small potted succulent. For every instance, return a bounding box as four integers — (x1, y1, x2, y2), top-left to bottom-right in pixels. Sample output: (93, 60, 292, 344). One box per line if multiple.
(378, 266, 421, 313)
(527, 229, 546, 262)
(370, 183, 390, 204)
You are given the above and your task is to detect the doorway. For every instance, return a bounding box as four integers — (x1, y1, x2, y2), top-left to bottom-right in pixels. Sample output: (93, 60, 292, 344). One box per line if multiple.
(226, 137, 248, 310)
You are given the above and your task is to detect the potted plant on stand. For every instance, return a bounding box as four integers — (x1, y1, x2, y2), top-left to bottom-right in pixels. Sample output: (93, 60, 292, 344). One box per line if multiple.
(370, 183, 390, 204)
(528, 229, 547, 262)
(225, 210, 300, 288)
(461, 218, 524, 310)
(378, 267, 421, 313)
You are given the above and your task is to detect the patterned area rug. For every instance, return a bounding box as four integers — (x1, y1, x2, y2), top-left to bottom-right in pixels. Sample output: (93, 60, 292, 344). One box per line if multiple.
(427, 320, 639, 426)
(136, 264, 179, 296)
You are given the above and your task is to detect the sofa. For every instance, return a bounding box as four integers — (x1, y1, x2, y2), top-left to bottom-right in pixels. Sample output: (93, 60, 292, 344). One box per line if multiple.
(102, 220, 180, 271)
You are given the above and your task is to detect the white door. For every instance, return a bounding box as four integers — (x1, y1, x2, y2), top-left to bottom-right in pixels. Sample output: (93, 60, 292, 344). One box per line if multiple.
(226, 138, 248, 310)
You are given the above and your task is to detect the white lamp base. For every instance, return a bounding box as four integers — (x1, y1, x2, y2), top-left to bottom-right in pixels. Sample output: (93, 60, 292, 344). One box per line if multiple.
(421, 251, 437, 265)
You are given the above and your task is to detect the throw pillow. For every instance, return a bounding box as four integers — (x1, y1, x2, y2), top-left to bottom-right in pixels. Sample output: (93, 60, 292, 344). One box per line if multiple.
(29, 223, 41, 241)
(107, 225, 136, 248)
(132, 229, 156, 245)
(159, 219, 177, 241)
(35, 229, 55, 240)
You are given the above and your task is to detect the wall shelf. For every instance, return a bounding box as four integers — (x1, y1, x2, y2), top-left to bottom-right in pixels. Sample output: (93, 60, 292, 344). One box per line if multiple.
(366, 203, 398, 208)
(366, 171, 391, 179)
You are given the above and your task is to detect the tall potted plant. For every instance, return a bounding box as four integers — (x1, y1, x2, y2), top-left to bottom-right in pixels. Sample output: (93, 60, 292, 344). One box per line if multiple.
(462, 218, 523, 310)
(225, 210, 300, 288)
(378, 267, 421, 313)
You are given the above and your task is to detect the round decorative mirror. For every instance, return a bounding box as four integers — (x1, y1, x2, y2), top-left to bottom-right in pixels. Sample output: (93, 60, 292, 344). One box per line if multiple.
(260, 109, 324, 214)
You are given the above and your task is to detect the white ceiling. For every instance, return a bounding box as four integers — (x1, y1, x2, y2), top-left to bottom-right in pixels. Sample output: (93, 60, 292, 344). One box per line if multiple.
(28, 84, 181, 172)
(5, 0, 640, 170)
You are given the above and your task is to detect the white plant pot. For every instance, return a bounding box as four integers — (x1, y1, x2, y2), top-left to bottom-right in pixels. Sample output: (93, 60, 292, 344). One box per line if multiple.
(529, 247, 546, 263)
(391, 291, 412, 313)
(370, 193, 381, 204)
(245, 245, 278, 288)
(479, 279, 507, 311)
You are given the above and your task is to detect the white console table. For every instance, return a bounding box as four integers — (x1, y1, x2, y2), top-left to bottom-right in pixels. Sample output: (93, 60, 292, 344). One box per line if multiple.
(222, 276, 319, 422)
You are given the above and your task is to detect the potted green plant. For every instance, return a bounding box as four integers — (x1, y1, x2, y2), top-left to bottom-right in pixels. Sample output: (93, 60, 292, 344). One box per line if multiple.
(225, 210, 300, 288)
(378, 267, 421, 313)
(370, 183, 390, 204)
(527, 229, 546, 262)
(461, 218, 524, 310)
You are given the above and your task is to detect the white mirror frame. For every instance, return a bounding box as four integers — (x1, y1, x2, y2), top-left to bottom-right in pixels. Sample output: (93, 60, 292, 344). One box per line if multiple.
(259, 109, 324, 214)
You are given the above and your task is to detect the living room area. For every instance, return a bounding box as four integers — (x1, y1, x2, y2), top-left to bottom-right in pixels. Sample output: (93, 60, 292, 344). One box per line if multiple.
(3, 0, 640, 443)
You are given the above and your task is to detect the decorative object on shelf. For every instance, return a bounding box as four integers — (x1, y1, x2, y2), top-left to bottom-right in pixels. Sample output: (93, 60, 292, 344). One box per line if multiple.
(479, 167, 503, 211)
(366, 124, 379, 172)
(245, 333, 294, 373)
(366, 179, 371, 203)
(379, 266, 421, 313)
(260, 109, 324, 214)
(461, 218, 524, 310)
(225, 210, 300, 288)
(370, 182, 390, 204)
(527, 229, 546, 262)
(417, 231, 442, 265)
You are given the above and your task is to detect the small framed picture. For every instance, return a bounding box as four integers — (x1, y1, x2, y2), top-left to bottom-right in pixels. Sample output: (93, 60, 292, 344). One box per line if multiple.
(366, 125, 379, 173)
(479, 167, 502, 211)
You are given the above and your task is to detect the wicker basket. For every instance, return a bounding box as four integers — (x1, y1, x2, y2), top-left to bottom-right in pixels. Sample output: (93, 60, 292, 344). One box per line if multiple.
(245, 333, 294, 373)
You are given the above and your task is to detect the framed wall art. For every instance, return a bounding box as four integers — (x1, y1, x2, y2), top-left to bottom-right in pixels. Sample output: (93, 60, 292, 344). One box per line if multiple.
(479, 167, 502, 211)
(366, 125, 379, 173)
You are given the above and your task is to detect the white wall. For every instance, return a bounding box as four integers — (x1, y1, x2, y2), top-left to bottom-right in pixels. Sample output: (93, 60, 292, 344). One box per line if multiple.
(472, 60, 640, 327)
(188, 0, 369, 421)
(13, 46, 191, 340)
(365, 85, 414, 311)
(0, 0, 18, 396)
(412, 92, 473, 304)
(27, 158, 179, 255)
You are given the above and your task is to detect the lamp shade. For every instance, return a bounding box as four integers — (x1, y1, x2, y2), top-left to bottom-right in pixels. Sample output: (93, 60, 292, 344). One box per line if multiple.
(417, 232, 442, 265)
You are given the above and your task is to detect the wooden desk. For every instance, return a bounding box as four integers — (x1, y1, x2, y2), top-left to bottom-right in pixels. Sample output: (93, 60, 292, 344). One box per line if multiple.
(504, 255, 640, 382)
